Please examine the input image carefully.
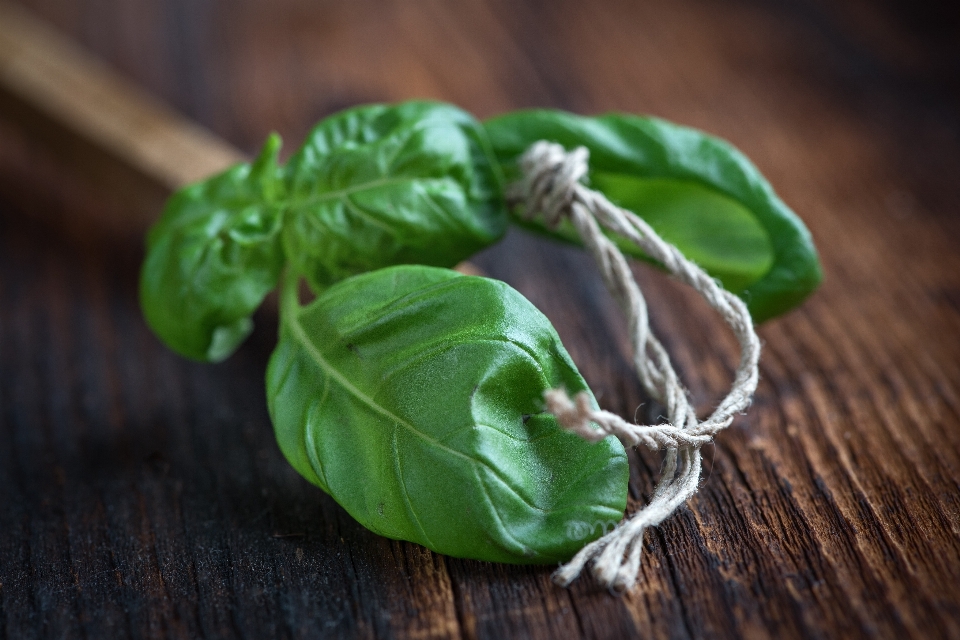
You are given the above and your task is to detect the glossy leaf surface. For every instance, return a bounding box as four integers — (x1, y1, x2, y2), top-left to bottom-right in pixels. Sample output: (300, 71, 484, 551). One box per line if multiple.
(484, 110, 823, 321)
(267, 265, 628, 563)
(282, 102, 508, 292)
(140, 135, 285, 361)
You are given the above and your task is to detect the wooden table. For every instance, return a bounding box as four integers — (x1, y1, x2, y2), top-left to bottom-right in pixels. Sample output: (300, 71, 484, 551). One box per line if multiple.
(1, 1, 959, 638)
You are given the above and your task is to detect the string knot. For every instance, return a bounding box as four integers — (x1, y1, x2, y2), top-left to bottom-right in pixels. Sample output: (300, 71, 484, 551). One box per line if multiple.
(511, 141, 590, 228)
(506, 140, 761, 592)
(544, 388, 607, 443)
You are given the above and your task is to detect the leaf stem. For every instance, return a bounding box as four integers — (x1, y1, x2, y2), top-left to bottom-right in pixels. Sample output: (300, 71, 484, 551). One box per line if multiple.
(279, 267, 302, 325)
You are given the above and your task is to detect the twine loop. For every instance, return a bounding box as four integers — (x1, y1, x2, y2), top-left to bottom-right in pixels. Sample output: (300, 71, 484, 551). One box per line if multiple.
(510, 141, 762, 591)
(510, 142, 590, 228)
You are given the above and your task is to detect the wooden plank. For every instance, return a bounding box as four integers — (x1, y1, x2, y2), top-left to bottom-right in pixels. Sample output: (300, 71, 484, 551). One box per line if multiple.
(1, 0, 959, 638)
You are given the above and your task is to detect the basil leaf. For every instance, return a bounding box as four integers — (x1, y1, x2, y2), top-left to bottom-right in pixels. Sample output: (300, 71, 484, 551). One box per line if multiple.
(484, 110, 822, 321)
(140, 134, 285, 361)
(267, 265, 628, 563)
(282, 102, 508, 292)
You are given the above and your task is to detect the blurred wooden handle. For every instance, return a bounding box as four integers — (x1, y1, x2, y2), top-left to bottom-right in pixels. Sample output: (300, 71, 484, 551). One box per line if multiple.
(0, 1, 244, 214)
(0, 2, 483, 274)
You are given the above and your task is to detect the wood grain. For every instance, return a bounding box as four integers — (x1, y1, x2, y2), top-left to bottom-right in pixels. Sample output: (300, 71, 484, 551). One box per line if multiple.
(1, 0, 959, 638)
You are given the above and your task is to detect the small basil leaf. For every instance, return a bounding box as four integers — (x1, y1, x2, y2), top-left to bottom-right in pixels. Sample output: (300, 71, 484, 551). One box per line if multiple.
(140, 134, 285, 361)
(281, 102, 508, 292)
(484, 110, 822, 321)
(267, 265, 628, 563)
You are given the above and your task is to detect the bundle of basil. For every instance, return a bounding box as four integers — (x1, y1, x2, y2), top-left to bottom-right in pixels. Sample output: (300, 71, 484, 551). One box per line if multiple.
(140, 101, 821, 581)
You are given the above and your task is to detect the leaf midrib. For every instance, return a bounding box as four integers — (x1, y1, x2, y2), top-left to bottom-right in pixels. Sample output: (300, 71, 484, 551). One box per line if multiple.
(285, 303, 474, 462)
(284, 305, 562, 518)
(279, 175, 453, 210)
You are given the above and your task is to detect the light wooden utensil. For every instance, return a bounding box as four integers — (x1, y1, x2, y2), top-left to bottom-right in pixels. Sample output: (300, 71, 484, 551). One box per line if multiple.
(0, 1, 482, 273)
(0, 1, 244, 229)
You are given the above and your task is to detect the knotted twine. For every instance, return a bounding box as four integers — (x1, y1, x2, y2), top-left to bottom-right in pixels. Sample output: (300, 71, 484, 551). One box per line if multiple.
(507, 141, 761, 591)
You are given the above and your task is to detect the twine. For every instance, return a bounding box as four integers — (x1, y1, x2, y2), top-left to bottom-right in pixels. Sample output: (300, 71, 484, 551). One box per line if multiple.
(508, 141, 761, 591)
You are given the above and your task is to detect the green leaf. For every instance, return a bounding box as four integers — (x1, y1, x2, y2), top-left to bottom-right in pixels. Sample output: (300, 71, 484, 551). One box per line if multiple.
(282, 102, 508, 292)
(484, 110, 822, 322)
(267, 265, 628, 563)
(140, 134, 286, 361)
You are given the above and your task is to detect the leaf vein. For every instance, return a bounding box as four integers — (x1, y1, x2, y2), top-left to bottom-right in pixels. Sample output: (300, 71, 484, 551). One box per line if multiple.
(393, 425, 436, 549)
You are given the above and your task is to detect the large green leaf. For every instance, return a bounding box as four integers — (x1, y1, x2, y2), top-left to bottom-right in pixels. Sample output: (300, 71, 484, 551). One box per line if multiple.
(267, 265, 628, 563)
(140, 134, 286, 361)
(484, 110, 822, 322)
(282, 102, 508, 292)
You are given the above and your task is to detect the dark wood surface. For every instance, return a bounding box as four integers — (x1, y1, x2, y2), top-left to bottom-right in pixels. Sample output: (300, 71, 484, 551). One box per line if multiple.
(2, 0, 960, 638)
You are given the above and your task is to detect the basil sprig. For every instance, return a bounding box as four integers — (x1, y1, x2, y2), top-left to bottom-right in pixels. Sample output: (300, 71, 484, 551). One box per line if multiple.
(141, 102, 507, 362)
(140, 100, 821, 564)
